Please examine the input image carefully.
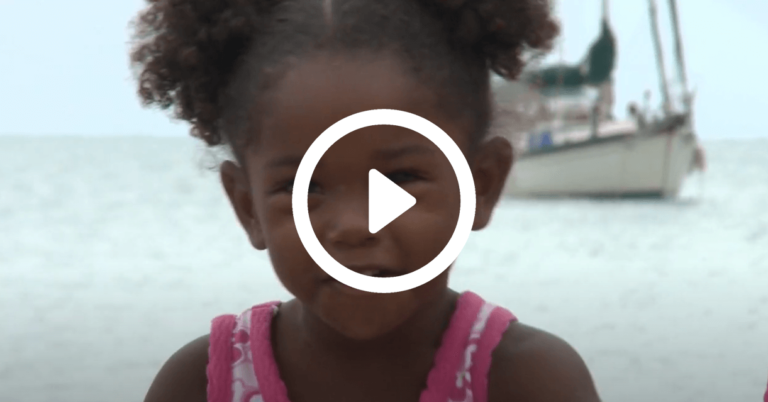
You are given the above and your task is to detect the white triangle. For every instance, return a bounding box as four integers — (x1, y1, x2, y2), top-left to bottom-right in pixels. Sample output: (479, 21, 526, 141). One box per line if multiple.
(369, 169, 416, 234)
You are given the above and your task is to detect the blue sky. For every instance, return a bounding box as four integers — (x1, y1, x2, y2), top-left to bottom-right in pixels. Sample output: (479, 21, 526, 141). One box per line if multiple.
(0, 0, 766, 139)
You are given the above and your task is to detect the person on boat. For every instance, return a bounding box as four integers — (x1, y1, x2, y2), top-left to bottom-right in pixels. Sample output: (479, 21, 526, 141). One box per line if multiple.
(130, 0, 601, 401)
(693, 144, 706, 172)
(599, 79, 614, 120)
(628, 102, 647, 130)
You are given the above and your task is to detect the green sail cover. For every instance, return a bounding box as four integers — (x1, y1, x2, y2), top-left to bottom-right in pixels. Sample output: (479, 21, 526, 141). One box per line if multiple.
(525, 19, 616, 94)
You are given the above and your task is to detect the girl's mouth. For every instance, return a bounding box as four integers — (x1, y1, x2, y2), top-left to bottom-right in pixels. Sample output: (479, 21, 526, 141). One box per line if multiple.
(321, 266, 406, 296)
(356, 269, 402, 278)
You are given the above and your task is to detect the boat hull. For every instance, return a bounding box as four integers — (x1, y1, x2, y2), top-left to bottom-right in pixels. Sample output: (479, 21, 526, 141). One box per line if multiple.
(504, 128, 698, 198)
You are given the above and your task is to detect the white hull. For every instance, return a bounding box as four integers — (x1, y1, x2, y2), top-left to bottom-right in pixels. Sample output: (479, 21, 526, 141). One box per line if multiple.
(504, 128, 699, 198)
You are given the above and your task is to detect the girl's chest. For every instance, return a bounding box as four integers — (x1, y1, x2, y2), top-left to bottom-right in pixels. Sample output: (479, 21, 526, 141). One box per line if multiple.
(280, 370, 426, 402)
(275, 347, 437, 402)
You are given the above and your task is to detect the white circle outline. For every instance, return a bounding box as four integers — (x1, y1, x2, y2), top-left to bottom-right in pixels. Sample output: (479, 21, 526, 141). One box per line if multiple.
(292, 109, 475, 294)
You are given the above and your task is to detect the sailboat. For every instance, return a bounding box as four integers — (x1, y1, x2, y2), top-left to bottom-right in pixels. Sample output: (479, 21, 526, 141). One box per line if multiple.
(496, 0, 705, 198)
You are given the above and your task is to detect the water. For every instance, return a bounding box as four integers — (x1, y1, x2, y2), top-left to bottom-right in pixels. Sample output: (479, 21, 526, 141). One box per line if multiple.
(0, 136, 766, 402)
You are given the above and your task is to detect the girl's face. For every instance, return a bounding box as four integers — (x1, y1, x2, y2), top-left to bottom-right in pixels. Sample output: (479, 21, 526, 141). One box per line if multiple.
(222, 54, 512, 340)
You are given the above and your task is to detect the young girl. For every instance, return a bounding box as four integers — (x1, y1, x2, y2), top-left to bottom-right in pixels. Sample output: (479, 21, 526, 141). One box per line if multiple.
(131, 0, 601, 401)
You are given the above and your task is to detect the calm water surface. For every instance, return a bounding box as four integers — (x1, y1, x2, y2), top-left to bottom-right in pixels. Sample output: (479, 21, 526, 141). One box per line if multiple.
(1, 136, 766, 402)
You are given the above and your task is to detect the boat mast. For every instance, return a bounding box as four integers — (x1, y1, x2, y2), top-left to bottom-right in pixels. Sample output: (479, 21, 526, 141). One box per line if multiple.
(554, 0, 564, 124)
(600, 0, 613, 120)
(667, 0, 690, 111)
(590, 0, 610, 138)
(648, 0, 671, 114)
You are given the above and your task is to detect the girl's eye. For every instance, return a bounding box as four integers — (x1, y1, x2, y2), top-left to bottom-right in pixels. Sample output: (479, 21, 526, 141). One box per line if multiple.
(282, 180, 320, 194)
(386, 171, 420, 184)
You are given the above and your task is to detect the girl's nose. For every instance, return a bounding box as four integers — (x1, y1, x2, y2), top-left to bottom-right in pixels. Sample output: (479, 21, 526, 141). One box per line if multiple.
(322, 194, 376, 250)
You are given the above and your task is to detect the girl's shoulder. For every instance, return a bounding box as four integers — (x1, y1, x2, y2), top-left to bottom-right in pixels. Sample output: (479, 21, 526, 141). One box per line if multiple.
(143, 334, 210, 402)
(488, 321, 601, 402)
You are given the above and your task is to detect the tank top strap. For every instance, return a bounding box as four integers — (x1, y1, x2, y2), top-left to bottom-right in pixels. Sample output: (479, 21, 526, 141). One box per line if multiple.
(468, 298, 517, 402)
(207, 302, 281, 402)
(207, 313, 237, 402)
(763, 376, 768, 402)
(248, 302, 290, 402)
(420, 292, 517, 402)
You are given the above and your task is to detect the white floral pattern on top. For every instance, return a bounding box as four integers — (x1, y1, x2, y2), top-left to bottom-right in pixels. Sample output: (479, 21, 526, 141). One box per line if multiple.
(447, 302, 497, 402)
(230, 307, 273, 402)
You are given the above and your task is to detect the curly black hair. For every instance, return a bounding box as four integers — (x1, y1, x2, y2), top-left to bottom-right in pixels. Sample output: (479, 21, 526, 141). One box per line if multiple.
(130, 0, 558, 161)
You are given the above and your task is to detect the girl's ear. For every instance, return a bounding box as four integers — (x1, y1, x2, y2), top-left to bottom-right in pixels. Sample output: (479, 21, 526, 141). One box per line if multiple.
(470, 136, 513, 230)
(220, 160, 267, 250)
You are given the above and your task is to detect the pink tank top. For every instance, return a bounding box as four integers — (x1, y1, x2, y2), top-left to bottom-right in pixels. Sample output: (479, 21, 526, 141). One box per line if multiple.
(206, 291, 516, 402)
(764, 378, 767, 402)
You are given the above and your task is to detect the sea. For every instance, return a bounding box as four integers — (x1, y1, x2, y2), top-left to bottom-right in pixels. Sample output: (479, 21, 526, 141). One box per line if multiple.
(0, 136, 766, 402)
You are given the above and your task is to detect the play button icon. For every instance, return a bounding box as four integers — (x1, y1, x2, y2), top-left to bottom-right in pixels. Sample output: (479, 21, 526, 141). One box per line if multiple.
(368, 169, 416, 234)
(292, 109, 475, 294)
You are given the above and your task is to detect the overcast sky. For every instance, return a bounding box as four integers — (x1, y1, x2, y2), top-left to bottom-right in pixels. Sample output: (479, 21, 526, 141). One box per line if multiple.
(1, 0, 766, 139)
